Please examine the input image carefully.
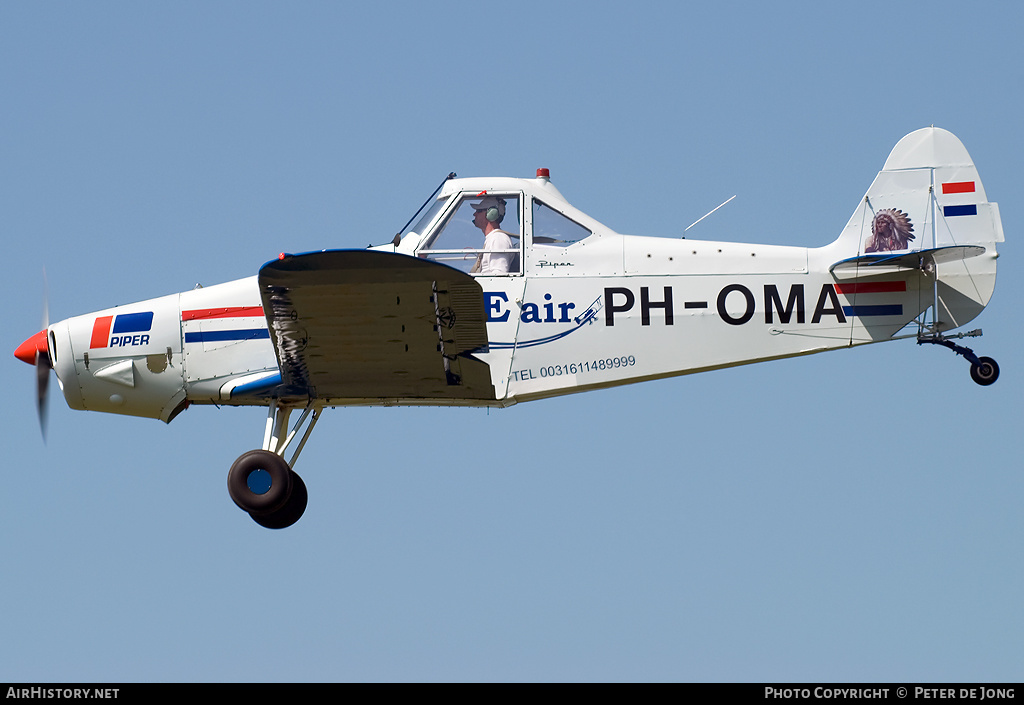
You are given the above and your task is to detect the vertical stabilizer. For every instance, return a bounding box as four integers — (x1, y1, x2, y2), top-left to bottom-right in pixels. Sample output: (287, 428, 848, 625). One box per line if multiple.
(829, 127, 1001, 333)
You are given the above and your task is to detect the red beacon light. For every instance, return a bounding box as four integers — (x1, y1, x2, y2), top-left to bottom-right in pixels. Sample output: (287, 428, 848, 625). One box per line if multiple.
(536, 168, 550, 180)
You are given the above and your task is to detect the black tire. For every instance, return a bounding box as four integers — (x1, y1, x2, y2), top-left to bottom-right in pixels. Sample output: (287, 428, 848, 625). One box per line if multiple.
(227, 450, 293, 514)
(251, 471, 308, 530)
(970, 357, 999, 386)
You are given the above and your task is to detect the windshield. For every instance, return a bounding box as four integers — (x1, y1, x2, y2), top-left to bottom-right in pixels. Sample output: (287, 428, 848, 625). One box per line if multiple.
(401, 194, 451, 239)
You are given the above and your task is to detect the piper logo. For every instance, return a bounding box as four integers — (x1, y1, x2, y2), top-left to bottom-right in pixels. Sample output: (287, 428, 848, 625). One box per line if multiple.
(89, 312, 154, 349)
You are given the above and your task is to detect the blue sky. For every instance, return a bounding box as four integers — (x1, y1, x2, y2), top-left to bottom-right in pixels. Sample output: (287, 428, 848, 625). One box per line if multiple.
(2, 1, 1022, 682)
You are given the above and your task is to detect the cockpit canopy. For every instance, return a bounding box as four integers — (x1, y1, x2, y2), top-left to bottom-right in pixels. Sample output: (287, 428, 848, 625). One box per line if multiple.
(396, 171, 601, 276)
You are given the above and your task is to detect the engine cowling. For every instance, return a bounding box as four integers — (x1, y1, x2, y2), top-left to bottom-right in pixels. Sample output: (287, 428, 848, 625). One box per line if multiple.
(50, 293, 188, 422)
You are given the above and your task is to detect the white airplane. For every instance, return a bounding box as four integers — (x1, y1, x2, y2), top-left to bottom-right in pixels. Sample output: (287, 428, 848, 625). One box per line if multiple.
(15, 127, 1003, 529)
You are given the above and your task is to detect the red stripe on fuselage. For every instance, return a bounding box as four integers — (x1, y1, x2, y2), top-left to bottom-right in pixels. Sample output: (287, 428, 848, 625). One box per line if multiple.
(181, 306, 265, 321)
(834, 282, 907, 295)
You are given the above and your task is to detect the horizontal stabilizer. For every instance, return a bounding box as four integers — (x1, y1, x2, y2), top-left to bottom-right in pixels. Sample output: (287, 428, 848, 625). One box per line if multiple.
(830, 245, 987, 276)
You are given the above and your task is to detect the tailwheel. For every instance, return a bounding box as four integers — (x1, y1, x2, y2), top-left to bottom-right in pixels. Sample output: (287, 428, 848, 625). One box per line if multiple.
(970, 356, 999, 386)
(917, 332, 999, 388)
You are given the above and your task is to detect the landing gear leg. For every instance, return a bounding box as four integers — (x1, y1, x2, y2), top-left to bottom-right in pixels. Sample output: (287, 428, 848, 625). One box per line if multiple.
(918, 330, 1000, 386)
(227, 401, 321, 529)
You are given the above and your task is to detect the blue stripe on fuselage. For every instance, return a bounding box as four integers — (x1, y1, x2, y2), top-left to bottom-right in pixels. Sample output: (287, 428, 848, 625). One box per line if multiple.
(184, 329, 270, 343)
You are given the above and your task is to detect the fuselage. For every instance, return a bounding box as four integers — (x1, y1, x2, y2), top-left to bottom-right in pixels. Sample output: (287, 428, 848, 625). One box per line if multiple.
(39, 176, 932, 421)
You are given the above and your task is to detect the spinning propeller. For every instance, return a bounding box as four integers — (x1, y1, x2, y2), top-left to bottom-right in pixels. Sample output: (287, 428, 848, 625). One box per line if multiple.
(14, 274, 52, 440)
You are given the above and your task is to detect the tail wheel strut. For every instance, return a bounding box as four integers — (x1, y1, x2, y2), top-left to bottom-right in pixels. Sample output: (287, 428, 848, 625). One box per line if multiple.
(918, 331, 999, 387)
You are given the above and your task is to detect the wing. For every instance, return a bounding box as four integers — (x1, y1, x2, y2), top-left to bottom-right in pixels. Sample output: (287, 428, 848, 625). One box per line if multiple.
(258, 250, 495, 403)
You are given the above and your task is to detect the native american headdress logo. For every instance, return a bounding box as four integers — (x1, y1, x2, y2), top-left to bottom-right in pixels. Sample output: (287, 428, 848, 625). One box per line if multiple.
(865, 208, 915, 253)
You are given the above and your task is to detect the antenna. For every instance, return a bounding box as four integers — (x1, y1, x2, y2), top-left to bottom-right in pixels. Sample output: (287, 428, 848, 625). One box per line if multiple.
(683, 195, 736, 236)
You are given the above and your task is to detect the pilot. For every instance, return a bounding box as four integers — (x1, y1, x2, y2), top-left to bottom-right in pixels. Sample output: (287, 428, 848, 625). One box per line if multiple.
(469, 195, 515, 275)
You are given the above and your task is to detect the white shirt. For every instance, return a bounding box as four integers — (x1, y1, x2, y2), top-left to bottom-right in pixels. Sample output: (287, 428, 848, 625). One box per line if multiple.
(480, 229, 514, 275)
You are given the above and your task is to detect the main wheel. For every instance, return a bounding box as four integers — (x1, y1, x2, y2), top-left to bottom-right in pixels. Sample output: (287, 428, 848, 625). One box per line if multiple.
(250, 471, 308, 529)
(970, 357, 999, 386)
(227, 450, 293, 515)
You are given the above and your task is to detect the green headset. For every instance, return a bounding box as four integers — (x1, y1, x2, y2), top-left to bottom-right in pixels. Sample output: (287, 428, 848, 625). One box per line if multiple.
(478, 197, 505, 223)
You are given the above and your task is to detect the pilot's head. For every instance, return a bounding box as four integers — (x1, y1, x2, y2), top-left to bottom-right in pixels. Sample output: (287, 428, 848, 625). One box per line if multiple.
(470, 195, 506, 229)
